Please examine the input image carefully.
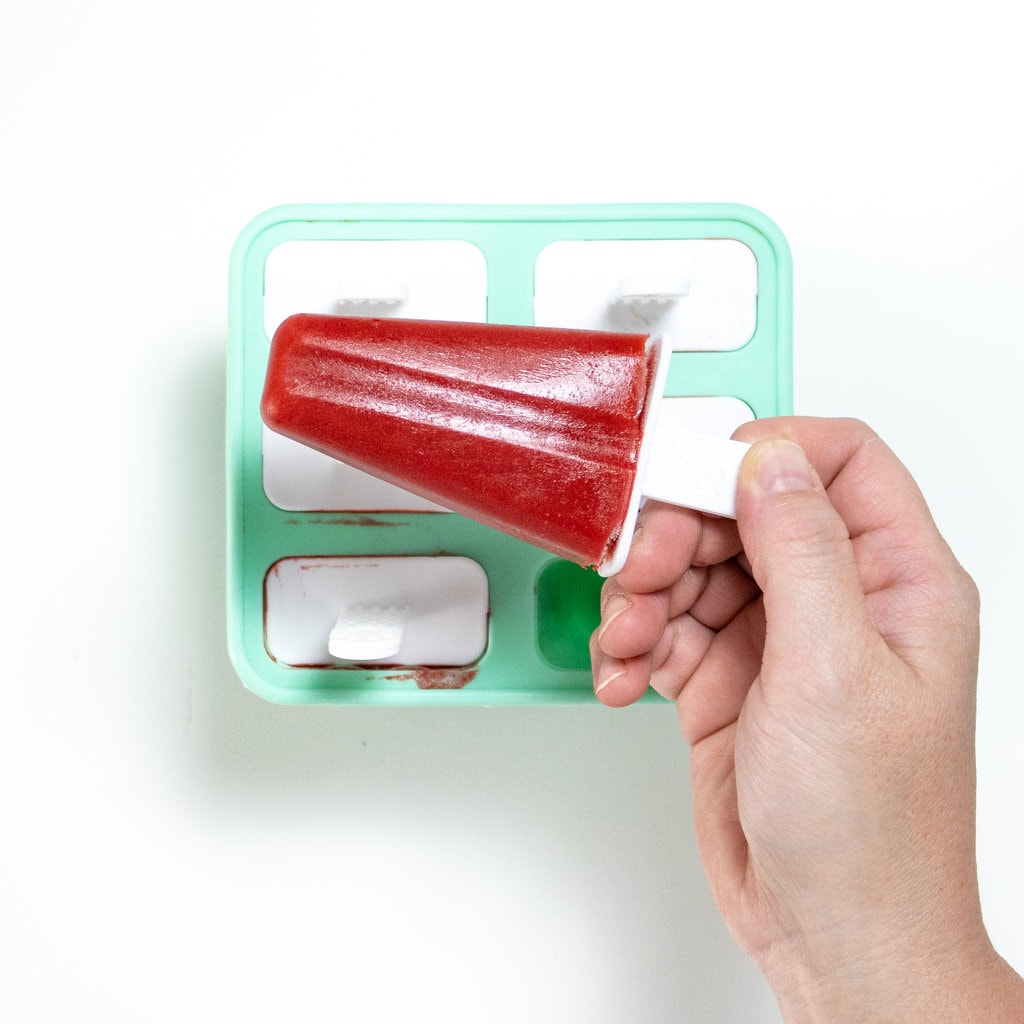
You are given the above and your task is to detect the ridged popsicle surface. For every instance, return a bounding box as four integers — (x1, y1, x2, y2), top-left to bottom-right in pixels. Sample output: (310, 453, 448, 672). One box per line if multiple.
(261, 315, 655, 567)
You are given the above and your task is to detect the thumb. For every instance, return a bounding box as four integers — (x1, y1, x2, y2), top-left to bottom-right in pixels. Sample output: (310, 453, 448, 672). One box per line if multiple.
(737, 439, 872, 673)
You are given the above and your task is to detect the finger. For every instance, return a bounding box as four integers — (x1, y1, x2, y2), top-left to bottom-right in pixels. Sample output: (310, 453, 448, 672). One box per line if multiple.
(686, 558, 760, 632)
(596, 592, 726, 707)
(673, 600, 766, 743)
(594, 586, 667, 661)
(591, 646, 653, 708)
(614, 501, 742, 595)
(733, 417, 939, 552)
(736, 437, 876, 690)
(646, 611, 715, 701)
(733, 416, 877, 487)
(596, 568, 704, 661)
(597, 554, 757, 660)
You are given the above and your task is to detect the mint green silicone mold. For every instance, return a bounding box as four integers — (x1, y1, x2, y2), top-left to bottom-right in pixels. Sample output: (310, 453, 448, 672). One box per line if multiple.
(227, 203, 792, 705)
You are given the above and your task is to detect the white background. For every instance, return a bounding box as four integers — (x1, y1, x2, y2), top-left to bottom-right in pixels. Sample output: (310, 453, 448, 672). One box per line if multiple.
(2, 1, 1021, 1021)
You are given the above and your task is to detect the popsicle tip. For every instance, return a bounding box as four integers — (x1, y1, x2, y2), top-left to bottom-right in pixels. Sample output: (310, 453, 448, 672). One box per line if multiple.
(259, 389, 285, 435)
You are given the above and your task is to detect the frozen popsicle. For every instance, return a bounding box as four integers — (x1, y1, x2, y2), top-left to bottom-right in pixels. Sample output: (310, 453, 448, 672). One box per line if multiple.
(260, 315, 749, 575)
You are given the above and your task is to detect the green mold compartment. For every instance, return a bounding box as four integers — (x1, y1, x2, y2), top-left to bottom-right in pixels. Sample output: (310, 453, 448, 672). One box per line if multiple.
(536, 561, 605, 671)
(227, 203, 792, 706)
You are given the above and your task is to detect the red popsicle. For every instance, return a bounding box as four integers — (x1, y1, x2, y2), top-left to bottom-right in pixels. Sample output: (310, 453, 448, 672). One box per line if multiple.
(260, 315, 750, 573)
(261, 315, 658, 568)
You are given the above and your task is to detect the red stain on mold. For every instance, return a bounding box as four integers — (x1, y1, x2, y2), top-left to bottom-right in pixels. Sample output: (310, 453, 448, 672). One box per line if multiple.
(386, 667, 478, 690)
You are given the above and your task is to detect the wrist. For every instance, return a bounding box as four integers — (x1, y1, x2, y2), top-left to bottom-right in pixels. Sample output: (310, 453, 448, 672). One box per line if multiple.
(762, 925, 1024, 1024)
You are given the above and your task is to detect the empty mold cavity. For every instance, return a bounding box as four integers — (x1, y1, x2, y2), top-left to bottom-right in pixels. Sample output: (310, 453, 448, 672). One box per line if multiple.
(263, 427, 450, 512)
(536, 561, 603, 670)
(654, 395, 754, 438)
(534, 239, 757, 350)
(264, 556, 489, 668)
(262, 239, 488, 339)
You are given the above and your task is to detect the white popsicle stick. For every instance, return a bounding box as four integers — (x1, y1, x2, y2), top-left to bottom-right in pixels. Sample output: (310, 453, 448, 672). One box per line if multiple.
(328, 605, 410, 662)
(642, 423, 750, 518)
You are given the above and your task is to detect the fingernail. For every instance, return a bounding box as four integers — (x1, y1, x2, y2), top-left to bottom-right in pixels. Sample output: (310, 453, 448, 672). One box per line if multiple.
(596, 664, 627, 694)
(597, 593, 630, 641)
(749, 439, 816, 494)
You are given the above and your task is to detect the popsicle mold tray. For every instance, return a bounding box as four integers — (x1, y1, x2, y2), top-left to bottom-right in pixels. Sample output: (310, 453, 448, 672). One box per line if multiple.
(227, 204, 792, 706)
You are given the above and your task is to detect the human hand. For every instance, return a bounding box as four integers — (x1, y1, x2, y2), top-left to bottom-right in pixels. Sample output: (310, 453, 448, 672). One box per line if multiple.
(591, 417, 1024, 1022)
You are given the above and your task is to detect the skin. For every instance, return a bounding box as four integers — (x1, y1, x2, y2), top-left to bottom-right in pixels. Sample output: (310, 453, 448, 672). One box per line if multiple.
(590, 417, 1024, 1023)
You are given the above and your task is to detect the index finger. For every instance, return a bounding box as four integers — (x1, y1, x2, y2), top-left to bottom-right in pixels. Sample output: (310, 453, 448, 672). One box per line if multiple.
(613, 501, 742, 595)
